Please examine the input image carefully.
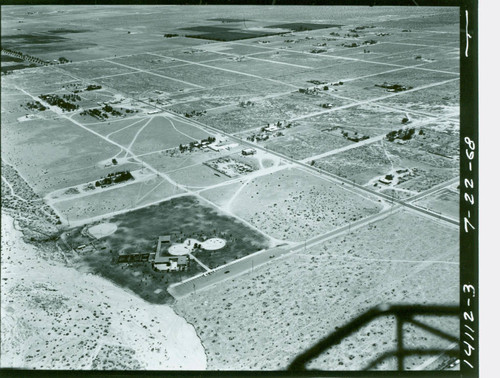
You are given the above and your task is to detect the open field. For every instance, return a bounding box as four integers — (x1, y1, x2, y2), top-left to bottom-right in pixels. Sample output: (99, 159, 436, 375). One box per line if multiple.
(1, 53, 37, 73)
(314, 132, 459, 198)
(201, 55, 309, 78)
(2, 66, 80, 93)
(256, 103, 436, 161)
(374, 79, 459, 118)
(60, 60, 136, 79)
(107, 116, 212, 155)
(198, 91, 353, 134)
(95, 71, 200, 99)
(108, 53, 190, 70)
(52, 173, 184, 225)
(2, 5, 460, 372)
(301, 103, 435, 137)
(140, 145, 243, 175)
(259, 125, 354, 161)
(174, 209, 458, 370)
(413, 187, 459, 220)
(276, 60, 394, 88)
(165, 78, 294, 114)
(154, 62, 251, 88)
(1, 113, 127, 196)
(201, 167, 383, 242)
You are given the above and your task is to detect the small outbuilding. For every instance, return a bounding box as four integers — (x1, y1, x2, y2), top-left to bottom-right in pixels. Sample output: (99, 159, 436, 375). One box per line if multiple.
(242, 148, 256, 156)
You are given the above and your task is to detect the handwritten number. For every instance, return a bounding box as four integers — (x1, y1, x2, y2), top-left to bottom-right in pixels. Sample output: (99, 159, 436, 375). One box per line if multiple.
(464, 137, 475, 151)
(463, 340, 475, 356)
(463, 311, 474, 322)
(463, 284, 476, 296)
(465, 10, 469, 57)
(464, 217, 475, 233)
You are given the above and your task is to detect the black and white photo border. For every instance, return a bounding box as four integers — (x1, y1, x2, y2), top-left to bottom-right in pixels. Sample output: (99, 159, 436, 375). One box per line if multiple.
(0, 0, 478, 376)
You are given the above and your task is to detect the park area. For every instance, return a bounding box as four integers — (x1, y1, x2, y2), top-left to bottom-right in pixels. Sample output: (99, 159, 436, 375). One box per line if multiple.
(62, 196, 270, 303)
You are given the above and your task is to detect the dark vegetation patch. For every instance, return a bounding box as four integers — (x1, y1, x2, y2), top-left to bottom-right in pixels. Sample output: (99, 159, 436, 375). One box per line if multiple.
(24, 101, 47, 111)
(1, 63, 37, 73)
(181, 25, 283, 41)
(2, 33, 96, 54)
(341, 130, 370, 142)
(10, 41, 97, 54)
(94, 170, 134, 188)
(208, 18, 252, 23)
(375, 82, 413, 92)
(1, 34, 68, 47)
(266, 23, 341, 31)
(185, 32, 279, 42)
(180, 25, 236, 33)
(386, 128, 416, 142)
(1, 55, 24, 63)
(342, 42, 359, 48)
(63, 196, 269, 304)
(80, 104, 133, 120)
(47, 28, 90, 34)
(86, 84, 102, 91)
(39, 94, 79, 111)
(352, 25, 375, 31)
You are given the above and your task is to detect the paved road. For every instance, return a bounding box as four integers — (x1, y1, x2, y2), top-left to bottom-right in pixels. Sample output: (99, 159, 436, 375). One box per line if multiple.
(20, 61, 459, 298)
(168, 172, 458, 300)
(168, 205, 399, 299)
(145, 103, 460, 227)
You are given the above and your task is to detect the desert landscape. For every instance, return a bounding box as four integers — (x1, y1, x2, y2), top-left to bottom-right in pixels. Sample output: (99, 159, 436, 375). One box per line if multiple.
(2, 5, 460, 372)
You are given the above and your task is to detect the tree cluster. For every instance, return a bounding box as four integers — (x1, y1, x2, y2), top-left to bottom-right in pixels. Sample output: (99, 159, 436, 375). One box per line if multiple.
(62, 93, 81, 102)
(86, 84, 102, 91)
(239, 100, 255, 108)
(95, 170, 134, 187)
(341, 130, 369, 142)
(386, 128, 416, 142)
(103, 104, 122, 116)
(2, 48, 50, 65)
(375, 82, 413, 92)
(39, 94, 79, 111)
(184, 110, 206, 118)
(81, 108, 107, 119)
(25, 101, 47, 111)
(353, 25, 375, 31)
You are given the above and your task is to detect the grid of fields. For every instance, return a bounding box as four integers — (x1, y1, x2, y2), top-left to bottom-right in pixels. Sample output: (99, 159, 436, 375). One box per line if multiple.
(1, 5, 460, 372)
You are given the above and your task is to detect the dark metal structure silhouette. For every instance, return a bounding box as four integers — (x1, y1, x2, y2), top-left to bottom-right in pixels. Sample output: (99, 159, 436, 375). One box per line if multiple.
(288, 304, 459, 371)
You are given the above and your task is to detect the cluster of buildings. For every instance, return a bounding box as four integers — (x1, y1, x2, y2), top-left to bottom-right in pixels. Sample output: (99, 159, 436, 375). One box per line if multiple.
(114, 233, 190, 272)
(152, 235, 189, 272)
(181, 136, 239, 153)
(247, 120, 291, 142)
